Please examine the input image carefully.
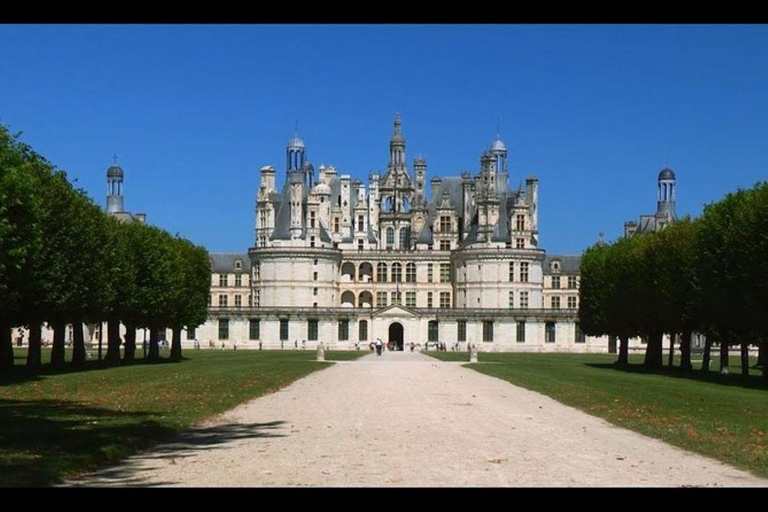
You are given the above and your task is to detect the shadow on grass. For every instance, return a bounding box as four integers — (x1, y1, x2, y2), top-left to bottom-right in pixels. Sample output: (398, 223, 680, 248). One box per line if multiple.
(586, 362, 768, 391)
(63, 421, 287, 487)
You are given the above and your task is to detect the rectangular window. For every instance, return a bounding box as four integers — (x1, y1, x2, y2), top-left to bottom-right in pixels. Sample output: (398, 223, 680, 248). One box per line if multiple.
(358, 239, 364, 251)
(248, 294, 253, 307)
(440, 291, 451, 309)
(219, 294, 228, 308)
(313, 287, 318, 296)
(575, 323, 586, 343)
(551, 296, 560, 309)
(458, 320, 467, 342)
(428, 320, 439, 342)
(280, 319, 289, 341)
(235, 295, 242, 309)
(249, 319, 260, 340)
(253, 263, 260, 281)
(406, 264, 416, 282)
(313, 272, 318, 281)
(520, 262, 529, 283)
(253, 290, 260, 307)
(308, 320, 318, 341)
(516, 237, 525, 249)
(392, 291, 401, 305)
(427, 263, 433, 282)
(218, 318, 229, 340)
(187, 326, 196, 340)
(359, 320, 368, 341)
(377, 291, 387, 307)
(545, 322, 556, 343)
(516, 321, 526, 343)
(568, 296, 577, 309)
(568, 276, 577, 289)
(235, 274, 242, 287)
(483, 320, 494, 342)
(310, 211, 316, 229)
(358, 215, 364, 232)
(516, 214, 525, 231)
(219, 274, 227, 287)
(440, 263, 451, 283)
(520, 291, 528, 309)
(509, 262, 514, 282)
(551, 276, 560, 289)
(334, 217, 340, 233)
(427, 292, 433, 309)
(440, 240, 451, 251)
(310, 236, 315, 248)
(440, 215, 451, 233)
(406, 291, 416, 308)
(338, 320, 349, 341)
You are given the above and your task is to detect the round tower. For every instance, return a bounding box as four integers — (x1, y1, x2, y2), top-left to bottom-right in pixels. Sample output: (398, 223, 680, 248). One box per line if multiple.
(106, 161, 125, 214)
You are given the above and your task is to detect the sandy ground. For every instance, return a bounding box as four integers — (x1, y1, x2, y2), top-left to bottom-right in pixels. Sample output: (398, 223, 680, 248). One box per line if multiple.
(65, 350, 767, 487)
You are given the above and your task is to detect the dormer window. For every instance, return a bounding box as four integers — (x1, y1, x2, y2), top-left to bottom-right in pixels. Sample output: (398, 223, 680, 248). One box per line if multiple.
(235, 259, 242, 271)
(551, 260, 561, 273)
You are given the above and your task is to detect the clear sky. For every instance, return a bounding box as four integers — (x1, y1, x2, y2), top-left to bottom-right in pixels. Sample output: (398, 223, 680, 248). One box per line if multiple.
(2, 24, 767, 255)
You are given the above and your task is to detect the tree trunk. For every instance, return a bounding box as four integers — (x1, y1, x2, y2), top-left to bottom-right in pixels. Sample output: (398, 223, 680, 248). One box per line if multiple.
(608, 335, 617, 354)
(50, 320, 67, 369)
(105, 318, 122, 365)
(643, 332, 664, 369)
(758, 341, 767, 369)
(123, 324, 136, 364)
(720, 337, 730, 375)
(27, 322, 42, 370)
(680, 328, 693, 371)
(170, 326, 183, 361)
(667, 332, 676, 368)
(71, 318, 86, 367)
(617, 335, 629, 367)
(702, 332, 712, 372)
(0, 318, 13, 372)
(741, 341, 749, 378)
(147, 325, 160, 362)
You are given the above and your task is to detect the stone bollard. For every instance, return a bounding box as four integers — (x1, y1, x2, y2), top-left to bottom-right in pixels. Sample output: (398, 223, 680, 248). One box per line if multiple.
(469, 344, 478, 363)
(317, 342, 325, 362)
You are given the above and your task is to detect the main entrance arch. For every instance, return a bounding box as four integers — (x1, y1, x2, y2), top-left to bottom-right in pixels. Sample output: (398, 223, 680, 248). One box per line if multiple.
(388, 322, 404, 351)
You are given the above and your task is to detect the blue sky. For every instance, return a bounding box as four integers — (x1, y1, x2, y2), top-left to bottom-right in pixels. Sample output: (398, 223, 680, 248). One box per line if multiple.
(1, 24, 767, 254)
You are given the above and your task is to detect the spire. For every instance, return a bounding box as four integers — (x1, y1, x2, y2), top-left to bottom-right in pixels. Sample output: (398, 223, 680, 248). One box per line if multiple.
(394, 111, 402, 135)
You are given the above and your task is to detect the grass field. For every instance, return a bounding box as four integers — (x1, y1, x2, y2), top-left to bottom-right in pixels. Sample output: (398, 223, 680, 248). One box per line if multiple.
(0, 348, 365, 487)
(425, 351, 768, 479)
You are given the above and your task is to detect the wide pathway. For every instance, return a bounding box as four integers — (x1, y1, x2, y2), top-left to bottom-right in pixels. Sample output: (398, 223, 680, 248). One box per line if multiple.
(67, 350, 767, 487)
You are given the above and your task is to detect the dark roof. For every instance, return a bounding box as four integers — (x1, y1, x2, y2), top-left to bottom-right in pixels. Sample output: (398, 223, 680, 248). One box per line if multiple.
(209, 253, 251, 273)
(658, 167, 676, 181)
(543, 254, 581, 274)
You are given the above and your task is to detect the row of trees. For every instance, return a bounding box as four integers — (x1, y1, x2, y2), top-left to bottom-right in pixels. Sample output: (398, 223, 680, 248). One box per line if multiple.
(579, 181, 768, 381)
(0, 125, 211, 373)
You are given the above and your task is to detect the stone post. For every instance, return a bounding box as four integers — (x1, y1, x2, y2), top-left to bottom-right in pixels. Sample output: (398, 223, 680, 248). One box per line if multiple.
(469, 343, 478, 363)
(317, 342, 325, 362)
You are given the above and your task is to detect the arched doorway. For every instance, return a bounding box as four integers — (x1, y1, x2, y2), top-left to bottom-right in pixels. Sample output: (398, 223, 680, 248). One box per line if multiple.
(389, 322, 404, 351)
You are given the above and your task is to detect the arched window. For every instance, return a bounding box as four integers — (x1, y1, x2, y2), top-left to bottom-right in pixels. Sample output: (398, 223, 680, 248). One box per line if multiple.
(405, 262, 416, 282)
(377, 262, 387, 283)
(391, 263, 402, 283)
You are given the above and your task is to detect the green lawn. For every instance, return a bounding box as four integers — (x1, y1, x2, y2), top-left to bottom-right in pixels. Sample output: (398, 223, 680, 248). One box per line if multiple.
(425, 351, 768, 479)
(0, 348, 364, 487)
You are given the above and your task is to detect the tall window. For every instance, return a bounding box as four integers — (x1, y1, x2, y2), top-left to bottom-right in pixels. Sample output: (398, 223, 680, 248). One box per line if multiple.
(516, 238, 525, 249)
(516, 321, 526, 343)
(359, 320, 368, 341)
(575, 323, 586, 343)
(405, 291, 416, 308)
(377, 262, 387, 283)
(249, 319, 260, 340)
(218, 319, 229, 340)
(406, 263, 416, 282)
(428, 320, 439, 342)
(440, 240, 451, 251)
(391, 291, 401, 305)
(313, 271, 318, 281)
(235, 274, 242, 287)
(551, 296, 560, 309)
(427, 292, 433, 309)
(187, 327, 196, 340)
(219, 295, 228, 307)
(310, 211, 316, 229)
(358, 239, 364, 251)
(483, 321, 494, 342)
(234, 295, 242, 308)
(386, 227, 395, 248)
(509, 262, 514, 282)
(440, 292, 451, 309)
(253, 263, 260, 281)
(458, 320, 467, 342)
(440, 263, 451, 283)
(516, 214, 525, 231)
(427, 263, 433, 282)
(399, 228, 408, 249)
(440, 216, 451, 232)
(520, 291, 528, 309)
(253, 290, 260, 307)
(391, 263, 402, 283)
(280, 319, 289, 341)
(508, 291, 514, 308)
(545, 322, 556, 343)
(377, 291, 387, 307)
(308, 320, 318, 341)
(357, 215, 364, 232)
(520, 262, 529, 283)
(219, 274, 227, 287)
(334, 217, 340, 233)
(568, 276, 578, 289)
(568, 296, 577, 309)
(551, 276, 560, 289)
(338, 320, 349, 341)
(248, 294, 253, 307)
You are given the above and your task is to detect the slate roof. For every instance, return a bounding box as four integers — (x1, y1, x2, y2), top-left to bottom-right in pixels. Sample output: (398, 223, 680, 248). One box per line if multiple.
(209, 253, 251, 273)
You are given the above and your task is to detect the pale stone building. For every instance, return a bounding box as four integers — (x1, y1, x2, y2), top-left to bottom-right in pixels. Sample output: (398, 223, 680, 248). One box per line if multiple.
(196, 114, 607, 352)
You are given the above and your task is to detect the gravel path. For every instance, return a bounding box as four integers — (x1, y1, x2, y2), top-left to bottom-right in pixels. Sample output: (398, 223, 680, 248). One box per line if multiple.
(66, 351, 767, 487)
